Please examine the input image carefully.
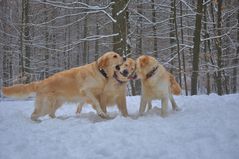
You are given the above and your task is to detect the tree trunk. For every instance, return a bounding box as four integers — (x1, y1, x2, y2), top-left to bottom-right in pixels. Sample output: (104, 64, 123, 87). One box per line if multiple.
(209, 1, 219, 93)
(76, 2, 81, 66)
(83, 1, 89, 64)
(112, 0, 129, 56)
(133, 1, 143, 95)
(44, 0, 49, 78)
(191, 0, 203, 95)
(151, 0, 158, 58)
(20, 0, 30, 83)
(215, 0, 223, 95)
(232, 10, 239, 93)
(180, 1, 188, 95)
(136, 1, 143, 56)
(95, 23, 100, 61)
(2, 0, 11, 86)
(203, 2, 211, 95)
(173, 0, 182, 87)
(169, 0, 175, 73)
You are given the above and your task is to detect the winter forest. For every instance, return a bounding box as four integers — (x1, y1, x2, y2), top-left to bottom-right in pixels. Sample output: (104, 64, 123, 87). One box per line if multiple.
(0, 0, 238, 96)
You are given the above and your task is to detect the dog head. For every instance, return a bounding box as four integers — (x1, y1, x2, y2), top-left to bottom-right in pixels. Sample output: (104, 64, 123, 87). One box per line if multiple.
(114, 58, 136, 82)
(97, 51, 124, 78)
(135, 55, 159, 80)
(97, 51, 124, 69)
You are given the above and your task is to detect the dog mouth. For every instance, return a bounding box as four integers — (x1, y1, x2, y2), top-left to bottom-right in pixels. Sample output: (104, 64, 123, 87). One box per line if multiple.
(120, 69, 129, 77)
(113, 72, 127, 84)
(120, 72, 128, 77)
(128, 72, 137, 80)
(115, 65, 120, 71)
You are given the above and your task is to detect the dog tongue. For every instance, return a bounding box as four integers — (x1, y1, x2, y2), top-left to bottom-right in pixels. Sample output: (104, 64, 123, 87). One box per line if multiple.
(128, 74, 137, 80)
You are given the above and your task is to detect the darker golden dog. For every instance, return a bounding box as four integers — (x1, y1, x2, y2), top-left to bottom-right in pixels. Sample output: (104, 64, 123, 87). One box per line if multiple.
(2, 51, 124, 121)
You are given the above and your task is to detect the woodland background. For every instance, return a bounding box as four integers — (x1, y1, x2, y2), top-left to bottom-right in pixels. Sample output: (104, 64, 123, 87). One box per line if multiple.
(0, 0, 238, 96)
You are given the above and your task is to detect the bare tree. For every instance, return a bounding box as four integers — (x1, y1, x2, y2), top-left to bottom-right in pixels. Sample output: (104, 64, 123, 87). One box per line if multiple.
(214, 0, 223, 95)
(0, 0, 238, 95)
(112, 0, 130, 55)
(191, 0, 203, 95)
(180, 0, 188, 95)
(232, 10, 239, 93)
(20, 0, 31, 83)
(151, 0, 158, 58)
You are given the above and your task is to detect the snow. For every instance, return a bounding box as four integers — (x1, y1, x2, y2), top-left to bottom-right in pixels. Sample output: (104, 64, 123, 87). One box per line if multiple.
(0, 94, 239, 159)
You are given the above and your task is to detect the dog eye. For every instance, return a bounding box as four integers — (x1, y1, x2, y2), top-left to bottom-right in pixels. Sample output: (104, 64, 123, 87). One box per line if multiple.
(125, 64, 128, 67)
(113, 55, 118, 58)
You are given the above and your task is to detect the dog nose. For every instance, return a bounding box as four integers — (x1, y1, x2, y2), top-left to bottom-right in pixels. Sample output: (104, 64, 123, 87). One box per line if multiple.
(122, 70, 129, 77)
(123, 55, 127, 61)
(115, 65, 120, 70)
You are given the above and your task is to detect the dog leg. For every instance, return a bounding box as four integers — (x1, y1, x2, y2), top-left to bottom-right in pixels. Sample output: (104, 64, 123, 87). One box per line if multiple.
(139, 97, 147, 115)
(147, 101, 152, 112)
(49, 113, 56, 119)
(101, 104, 107, 114)
(31, 95, 48, 121)
(169, 93, 181, 111)
(161, 97, 169, 117)
(116, 96, 128, 117)
(31, 111, 42, 122)
(76, 101, 85, 114)
(99, 95, 107, 114)
(48, 95, 58, 119)
(49, 99, 63, 118)
(83, 90, 108, 118)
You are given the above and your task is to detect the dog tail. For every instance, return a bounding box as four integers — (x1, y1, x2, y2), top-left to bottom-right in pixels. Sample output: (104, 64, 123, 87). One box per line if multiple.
(2, 82, 40, 99)
(168, 72, 181, 95)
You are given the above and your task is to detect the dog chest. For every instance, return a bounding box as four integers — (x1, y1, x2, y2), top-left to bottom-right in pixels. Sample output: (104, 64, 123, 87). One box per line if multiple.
(142, 81, 169, 100)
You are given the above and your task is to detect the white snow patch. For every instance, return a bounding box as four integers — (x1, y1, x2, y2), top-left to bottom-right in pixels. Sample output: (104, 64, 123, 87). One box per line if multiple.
(0, 94, 239, 159)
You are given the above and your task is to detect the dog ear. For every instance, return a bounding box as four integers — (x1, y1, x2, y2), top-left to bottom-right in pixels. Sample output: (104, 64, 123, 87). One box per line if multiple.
(140, 56, 149, 67)
(98, 56, 108, 69)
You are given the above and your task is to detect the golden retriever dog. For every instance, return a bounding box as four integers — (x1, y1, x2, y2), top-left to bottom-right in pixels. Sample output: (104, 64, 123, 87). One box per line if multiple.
(76, 58, 136, 117)
(135, 55, 181, 117)
(2, 51, 124, 121)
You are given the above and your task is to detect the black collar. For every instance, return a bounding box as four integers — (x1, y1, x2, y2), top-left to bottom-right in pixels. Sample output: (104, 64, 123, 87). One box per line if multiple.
(113, 72, 127, 84)
(96, 61, 108, 79)
(146, 66, 159, 79)
(99, 68, 108, 79)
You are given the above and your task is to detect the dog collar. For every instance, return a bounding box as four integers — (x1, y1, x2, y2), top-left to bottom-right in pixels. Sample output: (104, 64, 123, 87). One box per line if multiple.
(99, 68, 108, 79)
(146, 66, 159, 79)
(113, 72, 127, 84)
(96, 61, 108, 79)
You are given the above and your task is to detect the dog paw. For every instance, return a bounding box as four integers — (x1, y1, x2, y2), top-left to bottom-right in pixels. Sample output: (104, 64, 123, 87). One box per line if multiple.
(174, 107, 182, 111)
(160, 111, 168, 118)
(138, 112, 144, 116)
(98, 111, 109, 119)
(31, 118, 42, 123)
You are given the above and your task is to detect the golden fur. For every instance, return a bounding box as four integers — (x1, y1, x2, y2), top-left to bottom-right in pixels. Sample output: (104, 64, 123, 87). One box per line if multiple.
(135, 55, 181, 117)
(76, 58, 136, 117)
(2, 51, 124, 121)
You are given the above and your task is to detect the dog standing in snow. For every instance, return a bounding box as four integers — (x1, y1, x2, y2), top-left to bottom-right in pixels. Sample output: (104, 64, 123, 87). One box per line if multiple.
(2, 51, 124, 121)
(76, 58, 136, 117)
(135, 55, 181, 117)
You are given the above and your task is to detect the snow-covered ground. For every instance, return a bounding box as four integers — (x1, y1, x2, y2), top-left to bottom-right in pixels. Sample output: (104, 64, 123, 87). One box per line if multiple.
(0, 94, 239, 159)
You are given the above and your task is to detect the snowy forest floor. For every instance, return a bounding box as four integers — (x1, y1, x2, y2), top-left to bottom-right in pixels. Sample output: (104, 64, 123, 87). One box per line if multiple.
(0, 94, 239, 159)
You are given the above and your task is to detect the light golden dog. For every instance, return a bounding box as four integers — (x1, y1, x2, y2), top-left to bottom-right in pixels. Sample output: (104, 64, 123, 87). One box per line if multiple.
(76, 58, 136, 117)
(135, 55, 181, 117)
(2, 51, 124, 121)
